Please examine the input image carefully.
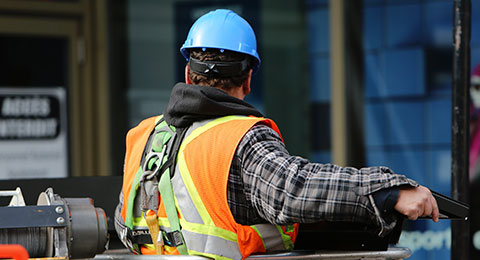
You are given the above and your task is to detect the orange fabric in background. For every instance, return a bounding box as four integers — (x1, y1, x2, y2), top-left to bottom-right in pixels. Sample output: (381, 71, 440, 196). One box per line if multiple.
(0, 245, 29, 260)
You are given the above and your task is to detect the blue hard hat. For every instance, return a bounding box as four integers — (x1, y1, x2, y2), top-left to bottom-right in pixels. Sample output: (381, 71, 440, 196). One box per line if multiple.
(180, 9, 261, 73)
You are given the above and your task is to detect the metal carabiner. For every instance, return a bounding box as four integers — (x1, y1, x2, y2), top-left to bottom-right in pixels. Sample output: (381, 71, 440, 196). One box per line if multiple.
(142, 149, 166, 180)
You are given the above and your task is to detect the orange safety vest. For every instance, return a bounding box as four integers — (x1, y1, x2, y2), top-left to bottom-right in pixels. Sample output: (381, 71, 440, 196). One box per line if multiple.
(121, 115, 298, 259)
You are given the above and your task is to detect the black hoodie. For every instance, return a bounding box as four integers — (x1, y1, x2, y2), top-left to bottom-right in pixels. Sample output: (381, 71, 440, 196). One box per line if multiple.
(163, 83, 263, 128)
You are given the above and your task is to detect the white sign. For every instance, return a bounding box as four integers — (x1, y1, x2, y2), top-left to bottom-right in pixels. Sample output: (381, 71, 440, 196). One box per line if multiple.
(0, 87, 68, 179)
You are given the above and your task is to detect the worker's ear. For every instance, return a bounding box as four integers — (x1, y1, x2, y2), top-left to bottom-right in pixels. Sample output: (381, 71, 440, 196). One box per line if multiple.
(242, 69, 252, 96)
(185, 64, 192, 84)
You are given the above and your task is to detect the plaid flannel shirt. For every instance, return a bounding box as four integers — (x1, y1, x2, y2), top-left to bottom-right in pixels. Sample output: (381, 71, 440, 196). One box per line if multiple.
(227, 124, 418, 236)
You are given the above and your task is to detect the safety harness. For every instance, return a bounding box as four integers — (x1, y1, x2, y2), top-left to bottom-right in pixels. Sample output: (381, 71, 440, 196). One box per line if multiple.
(145, 116, 188, 253)
(127, 115, 188, 254)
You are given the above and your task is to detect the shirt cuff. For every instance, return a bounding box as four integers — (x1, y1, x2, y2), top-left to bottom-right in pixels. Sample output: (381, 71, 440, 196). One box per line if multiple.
(372, 187, 400, 217)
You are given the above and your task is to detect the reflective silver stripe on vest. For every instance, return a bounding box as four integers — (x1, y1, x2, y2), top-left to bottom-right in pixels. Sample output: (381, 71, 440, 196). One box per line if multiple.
(171, 170, 204, 224)
(170, 119, 216, 225)
(182, 229, 243, 260)
(253, 224, 286, 251)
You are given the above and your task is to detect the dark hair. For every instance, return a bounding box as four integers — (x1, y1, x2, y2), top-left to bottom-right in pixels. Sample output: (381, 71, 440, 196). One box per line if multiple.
(188, 49, 253, 90)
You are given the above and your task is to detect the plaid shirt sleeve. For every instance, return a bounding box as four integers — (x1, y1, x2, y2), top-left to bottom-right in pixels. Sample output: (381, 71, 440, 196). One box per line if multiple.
(232, 124, 418, 236)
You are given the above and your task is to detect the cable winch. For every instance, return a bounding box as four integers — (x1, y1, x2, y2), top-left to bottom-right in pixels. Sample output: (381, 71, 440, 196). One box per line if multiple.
(0, 187, 109, 259)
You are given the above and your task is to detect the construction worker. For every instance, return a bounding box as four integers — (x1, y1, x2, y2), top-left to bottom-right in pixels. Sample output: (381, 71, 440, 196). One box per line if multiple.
(114, 9, 439, 259)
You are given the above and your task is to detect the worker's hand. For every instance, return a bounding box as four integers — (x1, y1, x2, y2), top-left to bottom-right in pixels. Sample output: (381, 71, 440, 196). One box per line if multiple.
(394, 185, 439, 222)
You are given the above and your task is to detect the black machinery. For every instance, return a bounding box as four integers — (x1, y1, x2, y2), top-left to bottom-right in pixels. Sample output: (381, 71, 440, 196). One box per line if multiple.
(294, 190, 470, 252)
(0, 187, 109, 259)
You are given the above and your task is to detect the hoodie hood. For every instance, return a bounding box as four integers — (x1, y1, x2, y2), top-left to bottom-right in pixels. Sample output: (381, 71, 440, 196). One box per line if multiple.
(163, 83, 263, 127)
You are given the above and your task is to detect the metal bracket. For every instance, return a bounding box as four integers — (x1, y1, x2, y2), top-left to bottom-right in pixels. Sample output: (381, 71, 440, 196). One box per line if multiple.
(0, 205, 67, 229)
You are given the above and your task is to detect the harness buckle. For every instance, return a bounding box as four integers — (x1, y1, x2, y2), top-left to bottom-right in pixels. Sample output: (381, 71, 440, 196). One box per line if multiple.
(164, 230, 184, 247)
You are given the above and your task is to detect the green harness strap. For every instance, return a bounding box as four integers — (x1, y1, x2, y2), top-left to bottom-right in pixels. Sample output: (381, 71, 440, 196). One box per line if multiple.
(150, 119, 188, 255)
(159, 169, 188, 255)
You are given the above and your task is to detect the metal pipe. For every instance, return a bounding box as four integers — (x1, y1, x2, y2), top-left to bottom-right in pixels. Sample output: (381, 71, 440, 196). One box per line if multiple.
(329, 0, 365, 168)
(451, 0, 471, 259)
(330, 0, 348, 167)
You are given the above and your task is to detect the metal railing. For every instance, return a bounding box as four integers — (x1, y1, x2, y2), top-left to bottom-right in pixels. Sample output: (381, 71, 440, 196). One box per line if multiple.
(93, 247, 411, 260)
